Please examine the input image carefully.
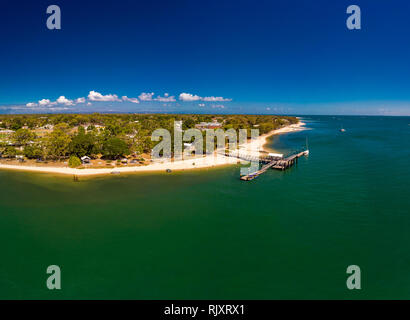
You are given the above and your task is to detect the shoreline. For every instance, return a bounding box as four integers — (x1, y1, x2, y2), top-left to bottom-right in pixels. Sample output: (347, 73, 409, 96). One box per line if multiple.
(253, 121, 306, 152)
(0, 121, 307, 177)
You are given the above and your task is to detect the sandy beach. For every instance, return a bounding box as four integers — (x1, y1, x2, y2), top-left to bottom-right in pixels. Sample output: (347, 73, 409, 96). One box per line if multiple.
(249, 121, 306, 153)
(0, 121, 306, 176)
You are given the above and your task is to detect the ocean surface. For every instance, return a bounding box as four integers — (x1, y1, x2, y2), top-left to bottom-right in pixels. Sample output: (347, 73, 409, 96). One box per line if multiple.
(1, 115, 410, 299)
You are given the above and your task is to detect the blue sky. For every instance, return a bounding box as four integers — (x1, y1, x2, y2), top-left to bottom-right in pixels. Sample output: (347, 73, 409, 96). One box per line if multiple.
(1, 0, 410, 115)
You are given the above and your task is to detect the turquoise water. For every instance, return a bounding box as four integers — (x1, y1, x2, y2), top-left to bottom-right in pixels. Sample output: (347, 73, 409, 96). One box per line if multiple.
(0, 116, 410, 299)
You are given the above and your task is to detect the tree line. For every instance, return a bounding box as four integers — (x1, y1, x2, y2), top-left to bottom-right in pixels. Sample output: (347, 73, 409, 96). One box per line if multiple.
(0, 113, 298, 161)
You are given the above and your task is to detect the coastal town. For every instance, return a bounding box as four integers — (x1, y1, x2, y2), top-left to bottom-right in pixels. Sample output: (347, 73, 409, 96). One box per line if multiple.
(0, 113, 303, 176)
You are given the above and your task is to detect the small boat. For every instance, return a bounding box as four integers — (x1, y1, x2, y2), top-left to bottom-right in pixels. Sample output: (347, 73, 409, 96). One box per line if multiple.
(340, 125, 346, 132)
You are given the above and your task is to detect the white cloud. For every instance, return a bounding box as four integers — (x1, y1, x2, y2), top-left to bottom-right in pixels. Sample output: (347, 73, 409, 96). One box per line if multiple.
(155, 94, 176, 102)
(87, 102, 92, 106)
(23, 90, 231, 110)
(122, 96, 140, 103)
(27, 96, 84, 108)
(179, 93, 202, 101)
(202, 96, 232, 102)
(88, 90, 120, 102)
(138, 92, 154, 101)
(179, 93, 232, 102)
(38, 99, 51, 106)
(211, 104, 225, 109)
(38, 99, 56, 106)
(56, 96, 74, 106)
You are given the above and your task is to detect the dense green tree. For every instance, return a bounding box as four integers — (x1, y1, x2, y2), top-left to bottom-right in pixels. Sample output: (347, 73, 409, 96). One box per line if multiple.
(45, 124, 71, 159)
(3, 146, 17, 158)
(182, 118, 195, 130)
(69, 127, 96, 157)
(13, 128, 35, 146)
(68, 155, 82, 168)
(102, 137, 130, 159)
(23, 144, 43, 159)
(10, 118, 23, 130)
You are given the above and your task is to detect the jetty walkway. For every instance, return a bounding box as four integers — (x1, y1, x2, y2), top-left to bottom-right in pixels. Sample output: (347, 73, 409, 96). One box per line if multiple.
(238, 150, 309, 181)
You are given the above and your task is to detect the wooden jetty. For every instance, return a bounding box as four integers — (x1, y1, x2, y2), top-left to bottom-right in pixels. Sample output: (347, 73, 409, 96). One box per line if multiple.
(218, 150, 276, 164)
(240, 150, 309, 181)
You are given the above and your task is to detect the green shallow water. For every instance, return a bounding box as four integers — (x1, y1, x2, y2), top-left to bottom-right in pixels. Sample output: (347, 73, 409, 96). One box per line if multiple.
(1, 116, 410, 299)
